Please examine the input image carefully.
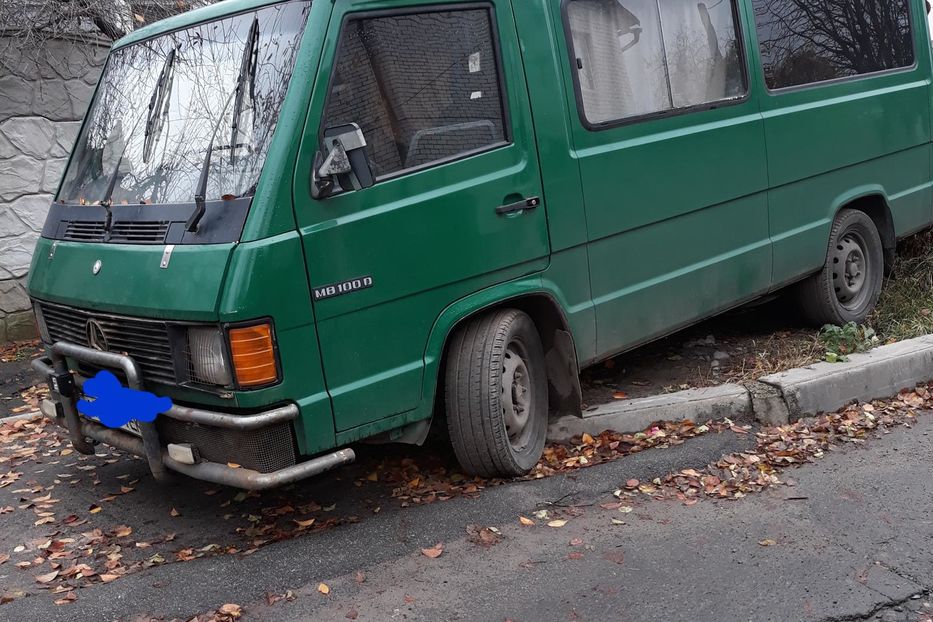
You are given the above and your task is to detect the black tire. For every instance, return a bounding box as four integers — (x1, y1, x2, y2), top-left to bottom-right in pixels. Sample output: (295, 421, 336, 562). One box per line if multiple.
(445, 309, 548, 478)
(796, 209, 884, 326)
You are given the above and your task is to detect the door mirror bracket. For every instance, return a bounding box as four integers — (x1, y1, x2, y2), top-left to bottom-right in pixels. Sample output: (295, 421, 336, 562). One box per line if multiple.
(311, 123, 374, 199)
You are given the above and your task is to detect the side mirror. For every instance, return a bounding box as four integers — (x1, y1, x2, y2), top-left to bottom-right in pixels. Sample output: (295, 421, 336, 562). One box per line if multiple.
(311, 123, 374, 199)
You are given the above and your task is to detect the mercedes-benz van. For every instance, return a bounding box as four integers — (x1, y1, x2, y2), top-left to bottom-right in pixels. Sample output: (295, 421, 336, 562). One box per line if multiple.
(28, 0, 933, 488)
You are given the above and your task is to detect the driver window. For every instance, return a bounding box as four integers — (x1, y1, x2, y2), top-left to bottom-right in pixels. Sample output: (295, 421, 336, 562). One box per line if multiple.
(321, 7, 509, 180)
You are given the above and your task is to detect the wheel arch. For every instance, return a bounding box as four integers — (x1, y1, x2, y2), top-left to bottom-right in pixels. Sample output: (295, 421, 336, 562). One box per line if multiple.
(831, 189, 896, 271)
(421, 280, 584, 425)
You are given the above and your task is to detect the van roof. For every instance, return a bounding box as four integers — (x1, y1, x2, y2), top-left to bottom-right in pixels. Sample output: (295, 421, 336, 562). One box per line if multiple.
(112, 0, 290, 50)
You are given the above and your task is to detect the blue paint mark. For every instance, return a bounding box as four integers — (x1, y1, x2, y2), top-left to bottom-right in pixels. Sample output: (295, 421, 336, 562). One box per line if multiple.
(77, 370, 172, 428)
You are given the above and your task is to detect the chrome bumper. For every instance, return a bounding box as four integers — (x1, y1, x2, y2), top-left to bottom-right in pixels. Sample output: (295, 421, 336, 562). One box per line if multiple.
(32, 341, 354, 490)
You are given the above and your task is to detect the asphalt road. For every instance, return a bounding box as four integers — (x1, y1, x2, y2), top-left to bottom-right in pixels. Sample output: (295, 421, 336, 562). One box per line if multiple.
(1, 410, 932, 621)
(235, 416, 933, 622)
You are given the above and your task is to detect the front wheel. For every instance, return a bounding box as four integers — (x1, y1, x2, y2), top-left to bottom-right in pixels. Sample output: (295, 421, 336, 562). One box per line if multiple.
(445, 309, 548, 478)
(796, 208, 884, 326)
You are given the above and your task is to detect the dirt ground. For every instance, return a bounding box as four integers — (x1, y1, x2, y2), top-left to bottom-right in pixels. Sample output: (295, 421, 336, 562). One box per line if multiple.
(580, 297, 822, 406)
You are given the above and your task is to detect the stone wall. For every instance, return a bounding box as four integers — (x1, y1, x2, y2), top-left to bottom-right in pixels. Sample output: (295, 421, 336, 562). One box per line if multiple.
(0, 37, 108, 342)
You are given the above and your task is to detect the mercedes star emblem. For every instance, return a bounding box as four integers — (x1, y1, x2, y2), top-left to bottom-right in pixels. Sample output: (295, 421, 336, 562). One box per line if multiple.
(86, 319, 108, 351)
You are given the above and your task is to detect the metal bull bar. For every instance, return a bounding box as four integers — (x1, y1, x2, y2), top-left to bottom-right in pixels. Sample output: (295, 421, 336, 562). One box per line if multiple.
(32, 341, 355, 489)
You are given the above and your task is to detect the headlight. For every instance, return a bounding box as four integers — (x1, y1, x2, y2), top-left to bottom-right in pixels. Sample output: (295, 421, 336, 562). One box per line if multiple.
(186, 327, 232, 386)
(33, 302, 51, 343)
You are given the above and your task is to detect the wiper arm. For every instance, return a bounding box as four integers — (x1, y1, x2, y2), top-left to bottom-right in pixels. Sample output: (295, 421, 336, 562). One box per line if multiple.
(187, 17, 261, 233)
(142, 47, 177, 164)
(230, 17, 259, 166)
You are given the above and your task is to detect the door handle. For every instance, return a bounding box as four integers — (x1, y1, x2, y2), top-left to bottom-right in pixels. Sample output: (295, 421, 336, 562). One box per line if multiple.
(496, 196, 540, 216)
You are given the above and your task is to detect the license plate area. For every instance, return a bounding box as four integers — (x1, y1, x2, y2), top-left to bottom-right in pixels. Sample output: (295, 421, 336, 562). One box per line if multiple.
(77, 389, 143, 438)
(80, 412, 143, 437)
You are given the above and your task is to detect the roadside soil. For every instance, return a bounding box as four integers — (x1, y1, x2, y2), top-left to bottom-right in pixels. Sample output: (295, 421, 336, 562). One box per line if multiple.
(579, 297, 821, 405)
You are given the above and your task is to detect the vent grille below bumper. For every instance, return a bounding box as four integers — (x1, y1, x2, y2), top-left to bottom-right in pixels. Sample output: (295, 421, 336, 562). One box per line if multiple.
(157, 418, 297, 473)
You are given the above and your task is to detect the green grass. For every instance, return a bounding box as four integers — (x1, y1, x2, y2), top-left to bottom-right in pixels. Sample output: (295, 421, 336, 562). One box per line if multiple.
(870, 230, 933, 342)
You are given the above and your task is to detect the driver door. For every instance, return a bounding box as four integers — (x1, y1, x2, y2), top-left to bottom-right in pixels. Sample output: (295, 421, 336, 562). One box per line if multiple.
(292, 0, 550, 433)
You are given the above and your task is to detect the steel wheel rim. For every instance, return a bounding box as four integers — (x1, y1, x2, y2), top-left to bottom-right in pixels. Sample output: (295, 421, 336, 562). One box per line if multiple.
(832, 230, 871, 311)
(501, 341, 533, 452)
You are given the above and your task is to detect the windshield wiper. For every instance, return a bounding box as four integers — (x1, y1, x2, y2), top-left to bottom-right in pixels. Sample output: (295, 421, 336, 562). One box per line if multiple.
(187, 17, 260, 233)
(97, 50, 175, 213)
(230, 17, 259, 166)
(142, 47, 177, 164)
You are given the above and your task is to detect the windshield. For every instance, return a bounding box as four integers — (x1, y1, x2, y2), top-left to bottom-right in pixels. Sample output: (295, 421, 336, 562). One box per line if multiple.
(58, 0, 310, 206)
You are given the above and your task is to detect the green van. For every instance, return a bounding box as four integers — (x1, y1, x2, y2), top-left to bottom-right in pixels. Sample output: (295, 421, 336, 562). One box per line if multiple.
(28, 0, 933, 488)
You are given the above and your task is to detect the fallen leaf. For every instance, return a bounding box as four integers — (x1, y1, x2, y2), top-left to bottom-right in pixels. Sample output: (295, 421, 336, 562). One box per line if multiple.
(758, 539, 777, 547)
(317, 582, 330, 595)
(612, 391, 628, 400)
(36, 570, 59, 583)
(227, 463, 242, 469)
(53, 591, 76, 605)
(518, 516, 535, 526)
(218, 603, 242, 619)
(112, 525, 132, 538)
(170, 507, 180, 517)
(293, 517, 316, 529)
(602, 550, 625, 565)
(421, 543, 444, 558)
(547, 519, 568, 528)
(100, 573, 120, 583)
(581, 433, 596, 445)
(89, 505, 102, 514)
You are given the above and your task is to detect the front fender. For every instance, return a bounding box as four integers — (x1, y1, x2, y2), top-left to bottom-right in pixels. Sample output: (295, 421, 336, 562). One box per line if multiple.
(412, 274, 579, 422)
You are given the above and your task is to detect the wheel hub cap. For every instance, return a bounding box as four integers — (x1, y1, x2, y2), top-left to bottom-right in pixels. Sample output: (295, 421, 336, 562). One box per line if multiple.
(502, 344, 532, 450)
(832, 233, 869, 308)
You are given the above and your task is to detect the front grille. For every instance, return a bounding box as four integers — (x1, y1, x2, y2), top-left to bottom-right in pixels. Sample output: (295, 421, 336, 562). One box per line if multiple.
(109, 221, 169, 244)
(158, 417, 297, 473)
(38, 302, 178, 385)
(62, 221, 106, 242)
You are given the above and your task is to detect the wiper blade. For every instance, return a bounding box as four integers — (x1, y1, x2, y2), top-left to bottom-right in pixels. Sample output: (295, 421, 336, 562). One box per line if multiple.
(98, 48, 178, 212)
(187, 17, 261, 233)
(142, 47, 177, 164)
(230, 17, 259, 166)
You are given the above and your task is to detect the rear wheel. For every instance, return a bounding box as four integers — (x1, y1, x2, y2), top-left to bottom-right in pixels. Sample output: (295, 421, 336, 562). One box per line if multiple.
(445, 309, 548, 478)
(797, 209, 884, 326)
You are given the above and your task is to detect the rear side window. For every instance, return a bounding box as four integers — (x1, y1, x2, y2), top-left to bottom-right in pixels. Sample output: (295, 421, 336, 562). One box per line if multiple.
(321, 7, 508, 179)
(752, 0, 915, 90)
(565, 0, 746, 126)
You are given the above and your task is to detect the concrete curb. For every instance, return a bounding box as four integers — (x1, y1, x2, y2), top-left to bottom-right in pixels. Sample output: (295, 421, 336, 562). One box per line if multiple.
(548, 384, 750, 442)
(547, 335, 933, 443)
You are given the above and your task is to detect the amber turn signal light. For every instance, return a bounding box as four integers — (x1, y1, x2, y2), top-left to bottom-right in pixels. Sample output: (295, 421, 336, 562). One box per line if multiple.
(228, 323, 278, 387)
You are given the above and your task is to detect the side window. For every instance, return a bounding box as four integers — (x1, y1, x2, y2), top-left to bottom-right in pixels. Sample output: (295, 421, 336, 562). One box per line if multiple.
(752, 0, 915, 90)
(565, 0, 746, 126)
(321, 7, 508, 179)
